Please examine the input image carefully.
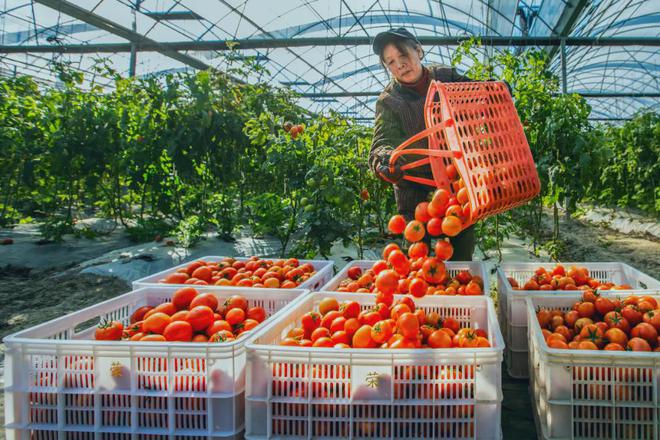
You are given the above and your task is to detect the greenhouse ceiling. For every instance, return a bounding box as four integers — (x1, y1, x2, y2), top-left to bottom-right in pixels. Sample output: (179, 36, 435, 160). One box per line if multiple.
(1, 0, 658, 123)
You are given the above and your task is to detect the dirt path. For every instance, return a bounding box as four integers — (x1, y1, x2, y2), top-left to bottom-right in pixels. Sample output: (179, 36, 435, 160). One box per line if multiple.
(0, 268, 130, 341)
(545, 214, 660, 280)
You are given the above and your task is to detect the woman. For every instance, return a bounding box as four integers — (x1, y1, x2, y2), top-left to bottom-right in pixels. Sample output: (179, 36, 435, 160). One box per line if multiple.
(369, 27, 475, 261)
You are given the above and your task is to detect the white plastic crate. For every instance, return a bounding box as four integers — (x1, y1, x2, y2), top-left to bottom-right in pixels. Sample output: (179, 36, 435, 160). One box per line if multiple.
(497, 262, 660, 379)
(526, 293, 660, 440)
(321, 260, 491, 294)
(3, 285, 307, 440)
(245, 292, 504, 439)
(132, 256, 334, 292)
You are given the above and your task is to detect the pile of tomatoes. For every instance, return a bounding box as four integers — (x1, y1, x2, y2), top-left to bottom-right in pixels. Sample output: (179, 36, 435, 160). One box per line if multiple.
(334, 244, 483, 297)
(388, 179, 470, 244)
(536, 291, 660, 352)
(509, 264, 632, 291)
(95, 287, 267, 343)
(159, 257, 316, 289)
(353, 176, 482, 298)
(279, 294, 490, 349)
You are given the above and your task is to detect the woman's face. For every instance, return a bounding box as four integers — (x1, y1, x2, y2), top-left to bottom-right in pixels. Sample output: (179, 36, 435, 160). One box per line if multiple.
(382, 42, 424, 83)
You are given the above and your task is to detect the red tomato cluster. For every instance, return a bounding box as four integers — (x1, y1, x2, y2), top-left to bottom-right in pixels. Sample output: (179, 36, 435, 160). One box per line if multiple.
(335, 244, 483, 297)
(537, 291, 660, 352)
(510, 264, 633, 291)
(388, 183, 470, 243)
(95, 288, 267, 343)
(159, 257, 316, 289)
(283, 121, 304, 139)
(279, 294, 490, 349)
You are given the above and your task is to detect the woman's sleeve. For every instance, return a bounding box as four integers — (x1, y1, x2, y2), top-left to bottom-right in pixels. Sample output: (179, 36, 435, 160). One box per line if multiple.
(450, 67, 474, 82)
(369, 99, 407, 177)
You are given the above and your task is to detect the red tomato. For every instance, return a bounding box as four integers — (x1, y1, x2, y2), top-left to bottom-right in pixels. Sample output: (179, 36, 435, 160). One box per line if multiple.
(164, 272, 189, 284)
(301, 311, 322, 333)
(130, 306, 154, 324)
(95, 320, 123, 341)
(311, 327, 331, 342)
(627, 337, 651, 351)
(340, 301, 361, 319)
(621, 305, 643, 326)
(225, 308, 246, 327)
(331, 331, 350, 345)
(171, 287, 198, 310)
(375, 270, 398, 295)
(321, 311, 343, 329)
(344, 318, 360, 339)
(190, 293, 219, 311)
(237, 319, 259, 334)
(247, 306, 267, 323)
(404, 220, 425, 243)
(382, 243, 401, 260)
(408, 278, 428, 298)
(163, 321, 193, 342)
(352, 325, 375, 348)
(319, 297, 340, 315)
(140, 334, 166, 342)
(631, 322, 658, 345)
(170, 310, 189, 322)
(426, 218, 443, 236)
(191, 266, 213, 283)
(209, 330, 235, 343)
(441, 317, 460, 334)
(432, 189, 450, 209)
(206, 320, 232, 336)
(371, 320, 394, 344)
(407, 242, 429, 259)
(330, 317, 347, 334)
(223, 295, 248, 312)
(388, 215, 406, 234)
(347, 266, 362, 280)
(414, 202, 432, 223)
(387, 250, 408, 271)
(464, 281, 482, 295)
(152, 302, 177, 316)
(185, 306, 214, 332)
(428, 330, 452, 348)
(421, 258, 446, 284)
(312, 337, 334, 348)
(434, 240, 454, 260)
(643, 309, 660, 331)
(372, 260, 388, 274)
(397, 313, 419, 339)
(142, 313, 172, 335)
(441, 216, 463, 237)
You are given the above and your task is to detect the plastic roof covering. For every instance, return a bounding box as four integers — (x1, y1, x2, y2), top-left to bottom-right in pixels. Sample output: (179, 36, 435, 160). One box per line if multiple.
(0, 0, 658, 123)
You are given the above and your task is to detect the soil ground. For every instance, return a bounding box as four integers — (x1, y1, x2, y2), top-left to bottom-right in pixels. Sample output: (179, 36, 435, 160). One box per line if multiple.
(550, 214, 659, 280)
(0, 267, 130, 341)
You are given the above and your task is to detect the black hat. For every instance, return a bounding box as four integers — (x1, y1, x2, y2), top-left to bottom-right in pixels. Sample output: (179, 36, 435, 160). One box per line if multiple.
(372, 27, 421, 56)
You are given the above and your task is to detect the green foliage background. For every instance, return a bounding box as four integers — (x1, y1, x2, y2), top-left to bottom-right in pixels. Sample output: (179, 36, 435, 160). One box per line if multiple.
(0, 48, 657, 259)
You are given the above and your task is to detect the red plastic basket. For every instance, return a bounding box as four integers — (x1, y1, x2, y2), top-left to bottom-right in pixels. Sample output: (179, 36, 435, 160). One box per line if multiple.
(389, 80, 540, 227)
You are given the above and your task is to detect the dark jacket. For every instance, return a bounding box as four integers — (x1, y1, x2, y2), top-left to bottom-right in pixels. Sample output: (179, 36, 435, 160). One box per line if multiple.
(370, 64, 476, 260)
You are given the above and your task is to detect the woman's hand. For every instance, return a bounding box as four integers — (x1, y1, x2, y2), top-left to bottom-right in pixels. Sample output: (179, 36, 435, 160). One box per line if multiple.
(377, 162, 404, 184)
(374, 147, 404, 184)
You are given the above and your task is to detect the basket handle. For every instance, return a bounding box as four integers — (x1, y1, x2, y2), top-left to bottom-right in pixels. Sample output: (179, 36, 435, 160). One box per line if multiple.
(389, 118, 462, 169)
